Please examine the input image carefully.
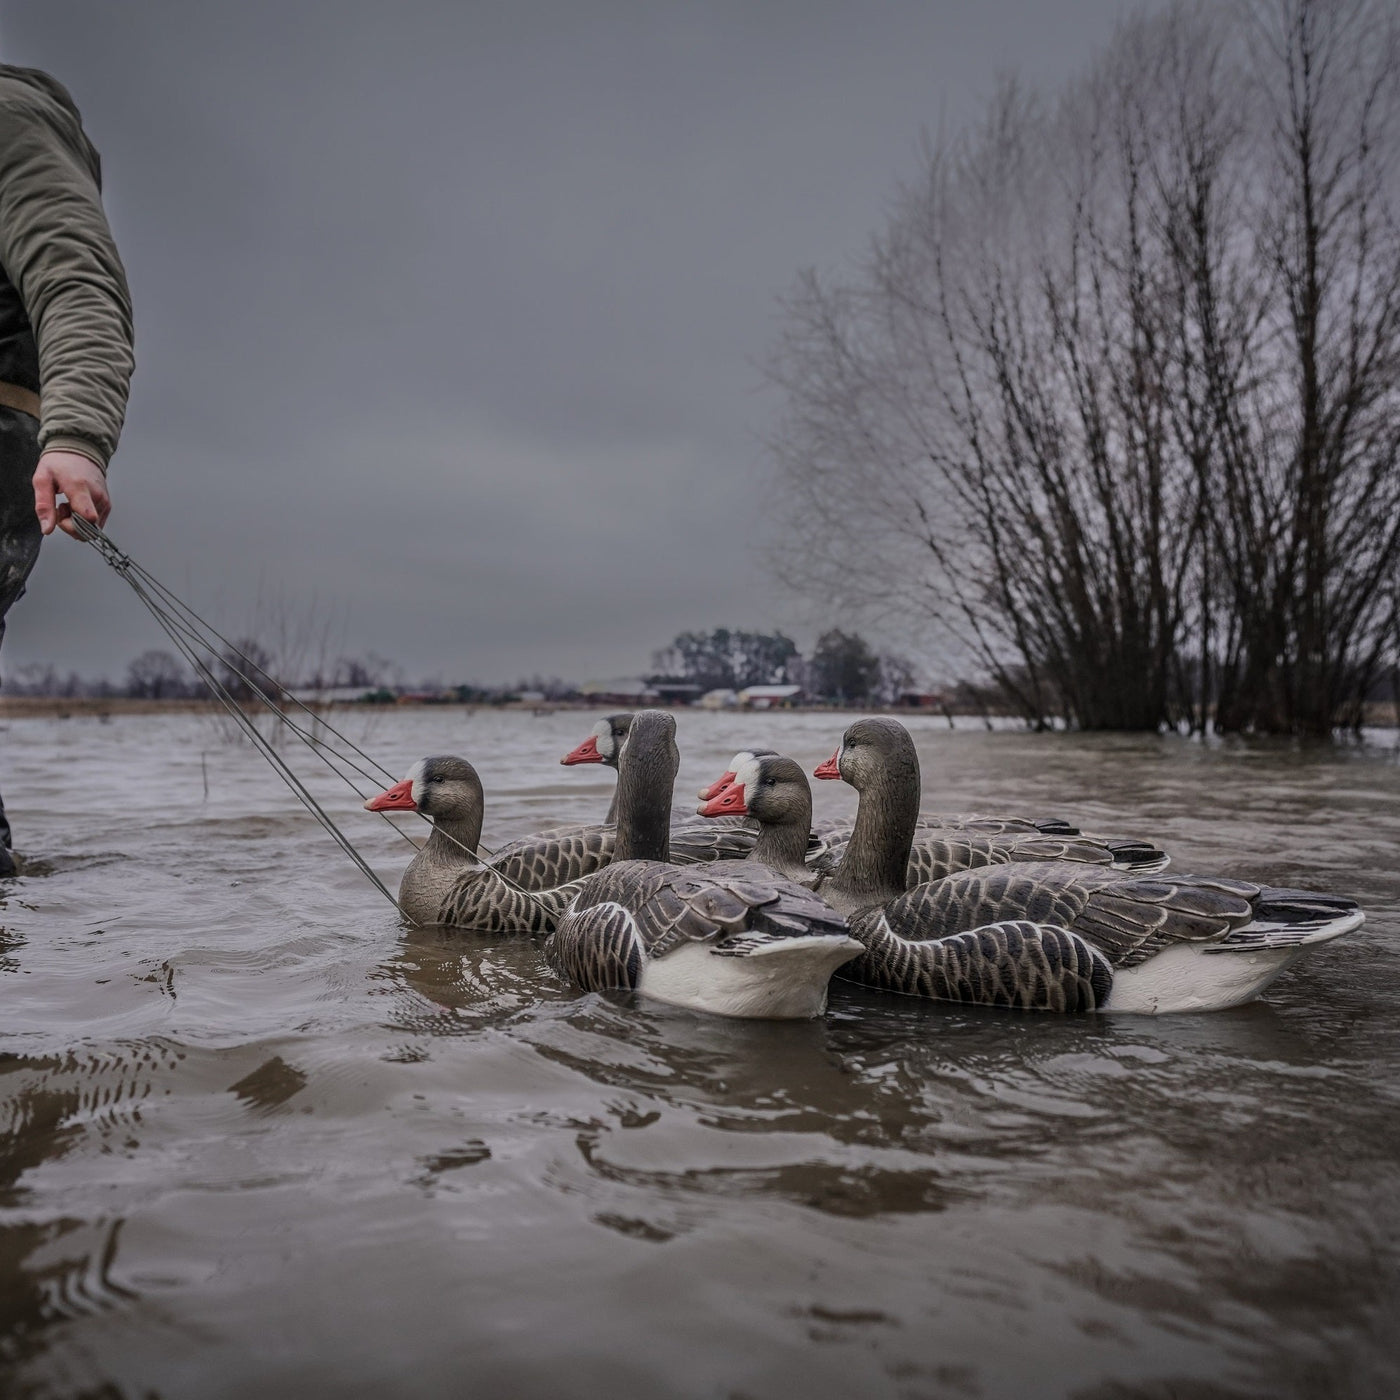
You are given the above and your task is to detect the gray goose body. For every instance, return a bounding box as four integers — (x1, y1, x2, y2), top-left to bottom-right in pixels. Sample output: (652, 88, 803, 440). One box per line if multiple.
(822, 828, 1169, 885)
(489, 820, 759, 892)
(549, 858, 853, 1014)
(720, 750, 1082, 841)
(546, 712, 860, 1018)
(817, 719, 1361, 1014)
(702, 751, 1166, 889)
(845, 861, 1362, 1012)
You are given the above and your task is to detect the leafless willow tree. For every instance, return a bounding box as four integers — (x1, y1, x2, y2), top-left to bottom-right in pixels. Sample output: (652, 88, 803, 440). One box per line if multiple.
(768, 0, 1400, 735)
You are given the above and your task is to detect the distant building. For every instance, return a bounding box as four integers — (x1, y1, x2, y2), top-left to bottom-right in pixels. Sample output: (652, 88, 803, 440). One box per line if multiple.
(579, 678, 660, 706)
(696, 688, 740, 710)
(650, 682, 702, 705)
(287, 685, 383, 705)
(737, 684, 804, 710)
(896, 690, 950, 711)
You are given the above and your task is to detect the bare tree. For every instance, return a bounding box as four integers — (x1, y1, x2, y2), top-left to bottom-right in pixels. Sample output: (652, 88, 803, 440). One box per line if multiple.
(1211, 0, 1400, 733)
(768, 0, 1400, 735)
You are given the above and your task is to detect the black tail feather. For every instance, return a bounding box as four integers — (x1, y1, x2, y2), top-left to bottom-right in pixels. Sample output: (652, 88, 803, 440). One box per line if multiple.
(1251, 885, 1360, 924)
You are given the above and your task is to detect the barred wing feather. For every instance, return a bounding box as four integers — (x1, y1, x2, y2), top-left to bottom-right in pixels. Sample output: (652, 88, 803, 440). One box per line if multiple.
(548, 901, 646, 990)
(844, 913, 1113, 1012)
(489, 826, 616, 891)
(668, 824, 760, 864)
(875, 863, 1258, 967)
(436, 868, 584, 935)
(491, 821, 754, 888)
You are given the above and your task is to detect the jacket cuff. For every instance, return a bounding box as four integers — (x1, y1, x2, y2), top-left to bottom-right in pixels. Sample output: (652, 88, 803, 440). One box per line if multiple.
(38, 434, 109, 474)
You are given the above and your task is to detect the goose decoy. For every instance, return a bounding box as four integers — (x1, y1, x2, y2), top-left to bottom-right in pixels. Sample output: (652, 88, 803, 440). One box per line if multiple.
(700, 748, 1167, 885)
(812, 718, 1362, 1013)
(562, 713, 752, 830)
(697, 752, 828, 884)
(699, 746, 1086, 844)
(364, 757, 580, 932)
(547, 711, 861, 1019)
(371, 731, 765, 904)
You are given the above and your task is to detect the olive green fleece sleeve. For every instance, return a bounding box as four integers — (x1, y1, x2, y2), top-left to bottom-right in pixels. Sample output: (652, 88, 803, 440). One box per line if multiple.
(0, 77, 134, 470)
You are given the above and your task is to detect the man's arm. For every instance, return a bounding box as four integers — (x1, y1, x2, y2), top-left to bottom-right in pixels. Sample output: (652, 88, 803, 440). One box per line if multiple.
(0, 75, 134, 534)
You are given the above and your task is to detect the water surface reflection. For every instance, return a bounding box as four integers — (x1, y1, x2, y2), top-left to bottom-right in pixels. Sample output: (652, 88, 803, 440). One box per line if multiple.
(0, 711, 1396, 1397)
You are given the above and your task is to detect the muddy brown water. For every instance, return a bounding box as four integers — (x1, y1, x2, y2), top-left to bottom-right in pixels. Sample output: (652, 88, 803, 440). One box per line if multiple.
(1, 709, 1397, 1399)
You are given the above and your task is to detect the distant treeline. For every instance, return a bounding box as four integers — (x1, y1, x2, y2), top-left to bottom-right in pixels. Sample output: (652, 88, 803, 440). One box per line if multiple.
(3, 628, 929, 708)
(2, 648, 403, 702)
(647, 627, 917, 704)
(769, 0, 1400, 736)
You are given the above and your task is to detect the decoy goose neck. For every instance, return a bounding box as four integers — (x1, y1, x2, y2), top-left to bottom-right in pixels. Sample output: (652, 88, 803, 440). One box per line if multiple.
(613, 709, 677, 863)
(831, 719, 920, 907)
(425, 810, 484, 862)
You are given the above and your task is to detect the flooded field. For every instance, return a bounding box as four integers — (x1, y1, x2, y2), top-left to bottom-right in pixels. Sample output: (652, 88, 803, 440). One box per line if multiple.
(1, 708, 1397, 1399)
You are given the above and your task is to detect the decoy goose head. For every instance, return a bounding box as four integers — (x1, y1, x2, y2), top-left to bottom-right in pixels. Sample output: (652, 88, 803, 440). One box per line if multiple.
(814, 717, 918, 793)
(814, 719, 919, 911)
(700, 751, 814, 878)
(561, 712, 634, 768)
(696, 747, 777, 802)
(364, 756, 485, 830)
(698, 752, 805, 825)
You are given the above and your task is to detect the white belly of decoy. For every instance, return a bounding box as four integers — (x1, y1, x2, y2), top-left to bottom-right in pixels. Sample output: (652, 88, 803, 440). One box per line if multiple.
(637, 936, 862, 1020)
(1104, 908, 1362, 1014)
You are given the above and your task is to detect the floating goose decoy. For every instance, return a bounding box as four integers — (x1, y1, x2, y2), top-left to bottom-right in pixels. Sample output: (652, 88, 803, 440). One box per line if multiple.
(813, 718, 1362, 1013)
(700, 748, 1166, 886)
(697, 752, 828, 884)
(364, 757, 580, 932)
(700, 746, 1084, 844)
(697, 748, 847, 850)
(563, 713, 752, 830)
(372, 733, 763, 902)
(547, 711, 861, 1019)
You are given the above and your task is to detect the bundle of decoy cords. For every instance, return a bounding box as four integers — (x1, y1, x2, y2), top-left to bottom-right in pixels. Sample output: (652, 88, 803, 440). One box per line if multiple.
(69, 516, 554, 926)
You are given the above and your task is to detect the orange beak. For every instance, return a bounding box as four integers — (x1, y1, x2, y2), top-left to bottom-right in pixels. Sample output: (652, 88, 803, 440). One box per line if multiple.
(562, 735, 603, 765)
(364, 778, 416, 811)
(697, 769, 736, 801)
(699, 784, 746, 818)
(813, 750, 841, 780)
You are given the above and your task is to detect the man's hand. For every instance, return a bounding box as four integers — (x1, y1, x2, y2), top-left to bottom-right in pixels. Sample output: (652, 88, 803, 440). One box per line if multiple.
(33, 450, 111, 538)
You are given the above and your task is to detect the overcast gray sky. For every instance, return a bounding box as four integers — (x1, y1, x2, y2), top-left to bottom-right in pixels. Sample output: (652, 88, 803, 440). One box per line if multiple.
(1, 0, 1125, 685)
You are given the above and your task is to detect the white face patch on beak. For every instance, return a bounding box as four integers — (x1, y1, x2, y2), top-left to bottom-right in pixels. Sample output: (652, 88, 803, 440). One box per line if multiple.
(407, 758, 427, 807)
(733, 755, 762, 795)
(594, 719, 615, 760)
